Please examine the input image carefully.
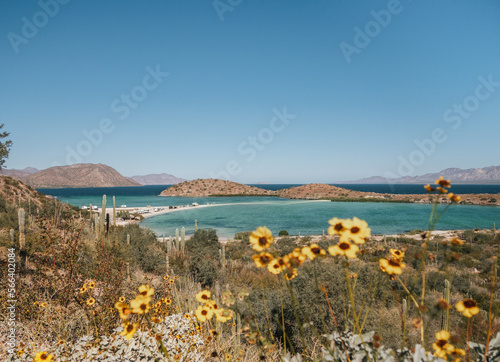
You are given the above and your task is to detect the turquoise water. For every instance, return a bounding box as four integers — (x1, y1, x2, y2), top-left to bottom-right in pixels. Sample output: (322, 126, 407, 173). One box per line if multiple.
(140, 199, 500, 238)
(39, 185, 500, 238)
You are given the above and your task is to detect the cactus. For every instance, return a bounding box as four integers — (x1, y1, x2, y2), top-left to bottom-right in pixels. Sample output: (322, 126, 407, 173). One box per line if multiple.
(166, 254, 170, 272)
(195, 219, 198, 232)
(18, 208, 26, 269)
(94, 213, 99, 238)
(10, 229, 14, 244)
(402, 299, 408, 345)
(127, 262, 131, 283)
(236, 313, 242, 349)
(175, 229, 180, 250)
(220, 244, 226, 268)
(112, 196, 116, 227)
(444, 279, 451, 332)
(126, 233, 130, 246)
(167, 237, 172, 254)
(99, 195, 107, 237)
(181, 227, 185, 252)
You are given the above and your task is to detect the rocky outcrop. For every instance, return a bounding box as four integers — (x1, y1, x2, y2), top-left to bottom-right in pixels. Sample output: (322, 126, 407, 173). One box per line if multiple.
(160, 179, 277, 197)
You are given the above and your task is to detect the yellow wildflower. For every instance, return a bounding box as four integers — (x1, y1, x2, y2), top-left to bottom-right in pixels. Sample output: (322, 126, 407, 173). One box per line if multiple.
(195, 305, 213, 322)
(252, 251, 273, 267)
(456, 299, 480, 318)
(34, 351, 53, 362)
(249, 226, 274, 251)
(130, 295, 151, 314)
(328, 217, 348, 236)
(379, 257, 406, 275)
(138, 284, 155, 298)
(120, 320, 138, 340)
(340, 217, 371, 244)
(328, 241, 359, 259)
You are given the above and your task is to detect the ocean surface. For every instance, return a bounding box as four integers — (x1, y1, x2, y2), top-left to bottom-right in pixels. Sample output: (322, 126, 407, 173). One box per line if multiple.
(39, 184, 500, 238)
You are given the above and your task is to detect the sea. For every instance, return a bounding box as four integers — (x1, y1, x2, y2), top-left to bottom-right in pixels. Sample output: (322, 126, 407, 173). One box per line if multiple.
(38, 184, 500, 238)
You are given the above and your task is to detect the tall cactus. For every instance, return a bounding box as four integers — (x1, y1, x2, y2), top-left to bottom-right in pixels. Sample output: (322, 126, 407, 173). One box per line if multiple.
(99, 195, 107, 237)
(167, 236, 172, 254)
(89, 203, 93, 227)
(18, 208, 26, 269)
(112, 196, 116, 227)
(444, 279, 451, 332)
(220, 244, 226, 268)
(402, 299, 408, 345)
(175, 228, 180, 250)
(94, 213, 99, 239)
(195, 219, 198, 232)
(181, 227, 185, 252)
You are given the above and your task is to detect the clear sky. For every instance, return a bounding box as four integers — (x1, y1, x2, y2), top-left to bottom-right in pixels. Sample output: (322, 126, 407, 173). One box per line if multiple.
(1, 0, 499, 183)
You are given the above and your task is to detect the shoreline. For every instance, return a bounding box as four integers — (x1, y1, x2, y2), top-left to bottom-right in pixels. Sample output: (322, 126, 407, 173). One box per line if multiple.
(98, 199, 331, 226)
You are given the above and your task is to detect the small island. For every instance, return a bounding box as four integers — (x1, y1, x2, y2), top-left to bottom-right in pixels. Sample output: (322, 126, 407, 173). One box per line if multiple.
(160, 179, 500, 206)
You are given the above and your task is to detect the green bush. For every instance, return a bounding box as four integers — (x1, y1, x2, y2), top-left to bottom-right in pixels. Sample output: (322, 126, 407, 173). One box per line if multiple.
(234, 230, 251, 241)
(186, 229, 221, 287)
(279, 230, 289, 236)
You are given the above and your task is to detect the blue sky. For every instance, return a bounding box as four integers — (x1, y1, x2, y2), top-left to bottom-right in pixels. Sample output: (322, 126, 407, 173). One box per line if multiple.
(1, 0, 499, 183)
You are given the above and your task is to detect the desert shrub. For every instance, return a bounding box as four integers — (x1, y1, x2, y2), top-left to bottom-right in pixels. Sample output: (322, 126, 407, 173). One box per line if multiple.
(234, 230, 251, 241)
(116, 210, 130, 219)
(279, 229, 289, 236)
(461, 229, 494, 244)
(186, 229, 221, 287)
(112, 224, 165, 274)
(276, 236, 297, 255)
(0, 196, 17, 229)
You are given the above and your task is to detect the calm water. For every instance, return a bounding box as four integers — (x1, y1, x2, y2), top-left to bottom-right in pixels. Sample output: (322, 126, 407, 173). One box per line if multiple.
(39, 184, 500, 238)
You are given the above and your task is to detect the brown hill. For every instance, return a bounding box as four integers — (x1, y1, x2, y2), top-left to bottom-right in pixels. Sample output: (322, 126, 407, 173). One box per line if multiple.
(277, 183, 363, 199)
(160, 179, 277, 197)
(25, 163, 141, 189)
(0, 176, 46, 207)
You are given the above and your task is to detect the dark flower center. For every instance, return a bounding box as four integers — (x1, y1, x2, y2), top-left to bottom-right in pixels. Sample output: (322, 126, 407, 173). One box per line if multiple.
(436, 340, 447, 348)
(388, 259, 401, 267)
(351, 226, 360, 234)
(464, 300, 476, 308)
(140, 304, 147, 311)
(201, 294, 208, 300)
(41, 354, 48, 360)
(339, 242, 350, 250)
(260, 256, 271, 264)
(258, 237, 268, 246)
(311, 247, 320, 254)
(202, 310, 208, 316)
(334, 223, 343, 231)
(127, 324, 134, 333)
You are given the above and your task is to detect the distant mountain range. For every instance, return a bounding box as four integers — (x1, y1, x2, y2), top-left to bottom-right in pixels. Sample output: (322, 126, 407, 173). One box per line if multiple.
(21, 164, 141, 188)
(1, 164, 187, 188)
(0, 167, 39, 179)
(130, 173, 186, 185)
(343, 166, 500, 184)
